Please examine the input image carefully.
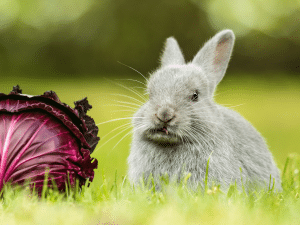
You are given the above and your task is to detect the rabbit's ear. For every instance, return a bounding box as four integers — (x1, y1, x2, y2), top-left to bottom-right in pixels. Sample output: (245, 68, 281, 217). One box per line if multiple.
(160, 37, 185, 67)
(192, 30, 235, 86)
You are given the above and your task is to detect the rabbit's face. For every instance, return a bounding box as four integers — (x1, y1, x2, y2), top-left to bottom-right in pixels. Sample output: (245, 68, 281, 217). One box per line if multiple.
(133, 64, 215, 146)
(133, 30, 235, 147)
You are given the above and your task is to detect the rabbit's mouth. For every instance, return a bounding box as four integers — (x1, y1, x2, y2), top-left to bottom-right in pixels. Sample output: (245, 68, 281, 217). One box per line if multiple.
(157, 127, 169, 135)
(144, 126, 180, 145)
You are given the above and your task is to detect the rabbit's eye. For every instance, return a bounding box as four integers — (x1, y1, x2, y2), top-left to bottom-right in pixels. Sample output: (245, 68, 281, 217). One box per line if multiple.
(191, 90, 198, 101)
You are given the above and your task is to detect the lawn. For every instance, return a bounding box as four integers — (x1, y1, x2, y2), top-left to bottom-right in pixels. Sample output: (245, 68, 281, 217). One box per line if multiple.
(1, 71, 300, 224)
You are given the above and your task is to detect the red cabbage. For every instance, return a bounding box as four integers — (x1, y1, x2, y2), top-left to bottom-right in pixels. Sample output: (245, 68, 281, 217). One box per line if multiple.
(0, 85, 99, 192)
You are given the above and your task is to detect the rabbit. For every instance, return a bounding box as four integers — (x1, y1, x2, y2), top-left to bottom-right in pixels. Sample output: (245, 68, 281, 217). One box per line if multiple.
(127, 29, 282, 191)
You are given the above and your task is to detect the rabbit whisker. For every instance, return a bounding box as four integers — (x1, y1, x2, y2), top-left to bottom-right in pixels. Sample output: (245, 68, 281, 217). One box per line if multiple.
(191, 117, 233, 133)
(109, 93, 145, 105)
(100, 122, 133, 140)
(106, 123, 147, 155)
(213, 90, 231, 98)
(191, 125, 232, 149)
(116, 82, 148, 102)
(115, 78, 147, 86)
(117, 61, 149, 82)
(130, 86, 147, 90)
(112, 130, 135, 150)
(104, 104, 140, 110)
(113, 100, 142, 107)
(105, 78, 147, 102)
(96, 125, 133, 151)
(96, 116, 143, 126)
(111, 109, 137, 113)
(222, 103, 245, 109)
(181, 127, 209, 150)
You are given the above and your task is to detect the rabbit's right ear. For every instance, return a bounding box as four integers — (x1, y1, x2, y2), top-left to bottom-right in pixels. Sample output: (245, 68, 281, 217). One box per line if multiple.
(160, 37, 185, 67)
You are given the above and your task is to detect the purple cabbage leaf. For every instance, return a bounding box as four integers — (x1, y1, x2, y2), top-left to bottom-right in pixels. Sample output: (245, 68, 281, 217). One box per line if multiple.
(0, 85, 99, 192)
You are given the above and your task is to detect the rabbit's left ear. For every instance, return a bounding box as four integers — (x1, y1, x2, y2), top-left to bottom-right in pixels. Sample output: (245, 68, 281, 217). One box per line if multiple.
(160, 37, 185, 67)
(192, 30, 235, 86)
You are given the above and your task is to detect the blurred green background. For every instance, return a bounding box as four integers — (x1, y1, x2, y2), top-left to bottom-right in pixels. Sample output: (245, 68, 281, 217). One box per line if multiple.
(1, 0, 300, 185)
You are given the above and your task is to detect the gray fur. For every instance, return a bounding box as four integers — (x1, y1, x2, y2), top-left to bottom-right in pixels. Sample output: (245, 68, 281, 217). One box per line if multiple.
(127, 30, 281, 191)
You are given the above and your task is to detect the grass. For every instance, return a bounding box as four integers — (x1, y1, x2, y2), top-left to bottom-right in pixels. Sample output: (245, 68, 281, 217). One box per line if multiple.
(1, 71, 300, 224)
(1, 154, 300, 225)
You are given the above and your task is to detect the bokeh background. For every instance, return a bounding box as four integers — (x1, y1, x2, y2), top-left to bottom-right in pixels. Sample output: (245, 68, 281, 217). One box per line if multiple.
(1, 0, 300, 185)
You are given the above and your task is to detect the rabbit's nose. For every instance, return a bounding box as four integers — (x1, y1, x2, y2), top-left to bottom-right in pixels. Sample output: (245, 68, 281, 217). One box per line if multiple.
(156, 108, 175, 123)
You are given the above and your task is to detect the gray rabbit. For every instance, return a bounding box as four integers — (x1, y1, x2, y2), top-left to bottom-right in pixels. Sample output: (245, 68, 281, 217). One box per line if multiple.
(127, 30, 281, 191)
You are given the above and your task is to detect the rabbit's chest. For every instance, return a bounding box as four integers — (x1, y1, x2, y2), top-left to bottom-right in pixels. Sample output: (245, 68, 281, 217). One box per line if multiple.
(145, 145, 208, 176)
